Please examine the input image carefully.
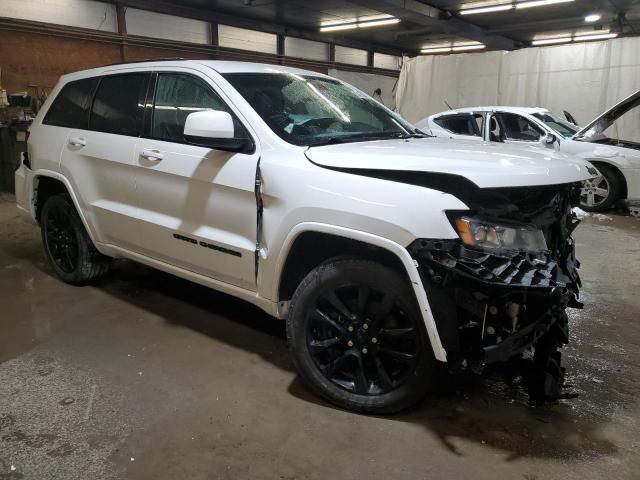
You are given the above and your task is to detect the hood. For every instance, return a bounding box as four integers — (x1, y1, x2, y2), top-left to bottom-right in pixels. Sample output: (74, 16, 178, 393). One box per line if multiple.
(573, 90, 640, 141)
(305, 137, 594, 189)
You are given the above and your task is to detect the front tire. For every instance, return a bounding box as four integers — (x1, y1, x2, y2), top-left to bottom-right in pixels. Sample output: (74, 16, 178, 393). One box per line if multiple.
(580, 163, 621, 211)
(41, 194, 110, 285)
(286, 259, 438, 414)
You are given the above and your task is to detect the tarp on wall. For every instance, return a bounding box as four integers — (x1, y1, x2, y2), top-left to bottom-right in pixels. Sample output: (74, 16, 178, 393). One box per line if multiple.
(329, 69, 398, 110)
(396, 36, 640, 140)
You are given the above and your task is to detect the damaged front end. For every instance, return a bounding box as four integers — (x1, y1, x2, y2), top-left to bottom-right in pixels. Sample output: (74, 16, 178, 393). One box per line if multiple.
(409, 182, 583, 403)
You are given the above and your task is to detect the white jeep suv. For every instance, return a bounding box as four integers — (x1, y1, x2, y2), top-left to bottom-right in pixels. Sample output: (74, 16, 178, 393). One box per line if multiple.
(15, 60, 596, 413)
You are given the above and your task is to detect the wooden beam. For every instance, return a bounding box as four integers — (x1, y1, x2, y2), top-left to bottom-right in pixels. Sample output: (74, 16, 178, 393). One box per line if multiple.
(116, 3, 128, 61)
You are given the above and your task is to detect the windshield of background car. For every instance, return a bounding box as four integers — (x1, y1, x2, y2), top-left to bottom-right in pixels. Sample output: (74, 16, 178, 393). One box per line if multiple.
(532, 112, 579, 138)
(222, 72, 415, 146)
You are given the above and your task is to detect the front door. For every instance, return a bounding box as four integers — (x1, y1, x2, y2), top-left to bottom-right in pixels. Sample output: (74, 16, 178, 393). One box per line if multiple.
(133, 71, 259, 291)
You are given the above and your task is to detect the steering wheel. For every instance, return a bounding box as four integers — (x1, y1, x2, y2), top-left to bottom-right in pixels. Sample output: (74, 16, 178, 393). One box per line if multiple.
(291, 117, 342, 135)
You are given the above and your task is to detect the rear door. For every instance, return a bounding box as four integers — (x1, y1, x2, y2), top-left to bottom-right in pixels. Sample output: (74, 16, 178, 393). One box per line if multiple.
(132, 69, 260, 291)
(59, 72, 150, 249)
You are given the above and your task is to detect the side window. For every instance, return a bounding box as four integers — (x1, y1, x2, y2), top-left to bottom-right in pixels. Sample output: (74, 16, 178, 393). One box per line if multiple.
(151, 73, 236, 143)
(43, 78, 98, 129)
(90, 73, 149, 136)
(497, 113, 543, 141)
(434, 114, 482, 137)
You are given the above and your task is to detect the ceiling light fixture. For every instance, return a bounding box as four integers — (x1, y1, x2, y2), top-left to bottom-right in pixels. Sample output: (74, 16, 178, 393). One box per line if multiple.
(459, 4, 513, 15)
(320, 17, 399, 32)
(451, 44, 487, 51)
(516, 0, 574, 9)
(532, 31, 618, 46)
(531, 36, 572, 45)
(421, 43, 486, 54)
(358, 18, 401, 28)
(584, 13, 602, 23)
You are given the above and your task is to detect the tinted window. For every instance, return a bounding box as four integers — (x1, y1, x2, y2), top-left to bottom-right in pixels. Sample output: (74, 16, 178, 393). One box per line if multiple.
(498, 113, 543, 141)
(151, 74, 234, 143)
(90, 74, 148, 136)
(43, 78, 98, 129)
(434, 114, 482, 137)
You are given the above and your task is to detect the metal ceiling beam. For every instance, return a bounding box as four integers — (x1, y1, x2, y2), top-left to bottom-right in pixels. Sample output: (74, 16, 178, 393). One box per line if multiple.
(347, 0, 518, 50)
(110, 0, 409, 56)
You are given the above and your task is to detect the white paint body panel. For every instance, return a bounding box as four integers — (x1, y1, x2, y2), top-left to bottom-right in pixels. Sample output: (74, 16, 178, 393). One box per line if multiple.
(16, 61, 597, 363)
(420, 106, 640, 201)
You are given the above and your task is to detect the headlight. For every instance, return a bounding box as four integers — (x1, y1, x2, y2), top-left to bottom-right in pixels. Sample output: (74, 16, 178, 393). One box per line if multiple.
(452, 216, 547, 253)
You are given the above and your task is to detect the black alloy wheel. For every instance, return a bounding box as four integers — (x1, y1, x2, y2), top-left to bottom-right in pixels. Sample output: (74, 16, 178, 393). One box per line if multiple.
(287, 259, 438, 413)
(40, 194, 110, 284)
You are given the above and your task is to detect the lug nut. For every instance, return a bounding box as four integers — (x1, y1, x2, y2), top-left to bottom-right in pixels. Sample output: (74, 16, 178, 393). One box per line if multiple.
(347, 340, 354, 347)
(362, 348, 368, 354)
(363, 323, 369, 330)
(347, 326, 354, 332)
(371, 337, 378, 344)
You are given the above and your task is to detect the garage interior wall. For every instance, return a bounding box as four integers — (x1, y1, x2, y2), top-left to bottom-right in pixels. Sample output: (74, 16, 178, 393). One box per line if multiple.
(0, 3, 399, 95)
(396, 36, 640, 139)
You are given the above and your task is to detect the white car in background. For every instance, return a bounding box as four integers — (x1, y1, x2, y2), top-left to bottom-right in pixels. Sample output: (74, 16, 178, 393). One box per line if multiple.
(417, 93, 640, 211)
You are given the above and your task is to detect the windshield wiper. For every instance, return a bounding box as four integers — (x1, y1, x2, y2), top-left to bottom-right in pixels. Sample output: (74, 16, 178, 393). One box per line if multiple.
(306, 132, 427, 147)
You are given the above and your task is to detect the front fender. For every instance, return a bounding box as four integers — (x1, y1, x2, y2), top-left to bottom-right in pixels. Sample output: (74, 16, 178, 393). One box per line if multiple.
(270, 222, 448, 362)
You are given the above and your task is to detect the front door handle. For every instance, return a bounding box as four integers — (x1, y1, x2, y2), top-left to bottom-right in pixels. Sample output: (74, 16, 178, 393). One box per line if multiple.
(68, 136, 86, 147)
(140, 148, 164, 161)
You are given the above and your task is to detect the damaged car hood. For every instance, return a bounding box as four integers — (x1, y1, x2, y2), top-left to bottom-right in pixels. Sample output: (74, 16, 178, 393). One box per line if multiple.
(573, 90, 640, 141)
(305, 137, 594, 189)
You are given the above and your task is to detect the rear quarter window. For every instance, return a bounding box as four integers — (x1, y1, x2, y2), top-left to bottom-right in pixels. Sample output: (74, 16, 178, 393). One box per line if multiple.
(43, 78, 98, 129)
(434, 114, 482, 136)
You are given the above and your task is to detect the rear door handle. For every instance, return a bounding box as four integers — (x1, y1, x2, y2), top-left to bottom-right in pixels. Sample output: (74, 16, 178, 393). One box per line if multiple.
(140, 148, 164, 161)
(68, 136, 86, 147)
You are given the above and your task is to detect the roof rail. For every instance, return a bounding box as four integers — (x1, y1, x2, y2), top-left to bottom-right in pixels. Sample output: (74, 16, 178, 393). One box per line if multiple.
(104, 57, 188, 66)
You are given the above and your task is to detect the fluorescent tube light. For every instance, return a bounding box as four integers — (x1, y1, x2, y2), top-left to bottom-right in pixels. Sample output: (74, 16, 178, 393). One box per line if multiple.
(320, 23, 358, 32)
(516, 0, 574, 9)
(451, 44, 486, 51)
(358, 18, 400, 28)
(531, 37, 571, 45)
(320, 17, 399, 32)
(421, 47, 453, 54)
(585, 14, 601, 22)
(459, 4, 513, 15)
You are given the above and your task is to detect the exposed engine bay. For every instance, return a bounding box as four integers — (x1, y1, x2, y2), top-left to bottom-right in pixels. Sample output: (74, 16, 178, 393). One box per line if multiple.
(409, 182, 583, 404)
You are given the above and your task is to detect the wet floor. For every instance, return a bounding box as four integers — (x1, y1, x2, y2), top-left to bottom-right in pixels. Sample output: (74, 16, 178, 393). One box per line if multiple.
(1, 195, 639, 480)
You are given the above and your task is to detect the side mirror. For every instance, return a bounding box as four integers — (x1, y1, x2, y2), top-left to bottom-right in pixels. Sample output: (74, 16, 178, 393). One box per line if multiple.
(542, 132, 557, 147)
(184, 110, 250, 152)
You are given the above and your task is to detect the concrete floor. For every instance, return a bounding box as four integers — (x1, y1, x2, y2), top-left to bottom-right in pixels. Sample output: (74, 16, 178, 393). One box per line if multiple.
(1, 194, 639, 480)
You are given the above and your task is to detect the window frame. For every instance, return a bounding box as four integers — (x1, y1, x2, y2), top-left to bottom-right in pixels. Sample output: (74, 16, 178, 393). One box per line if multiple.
(142, 71, 255, 152)
(88, 72, 151, 137)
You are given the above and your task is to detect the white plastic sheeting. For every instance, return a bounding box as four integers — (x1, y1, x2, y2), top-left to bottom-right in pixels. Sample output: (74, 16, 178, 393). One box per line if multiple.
(329, 69, 398, 109)
(396, 37, 640, 139)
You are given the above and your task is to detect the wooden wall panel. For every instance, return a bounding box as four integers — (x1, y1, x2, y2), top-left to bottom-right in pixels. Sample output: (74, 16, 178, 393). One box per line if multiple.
(0, 30, 121, 93)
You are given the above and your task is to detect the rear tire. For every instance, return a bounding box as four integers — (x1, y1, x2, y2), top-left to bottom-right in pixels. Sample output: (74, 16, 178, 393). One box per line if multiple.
(580, 163, 622, 212)
(286, 258, 439, 414)
(40, 194, 110, 285)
